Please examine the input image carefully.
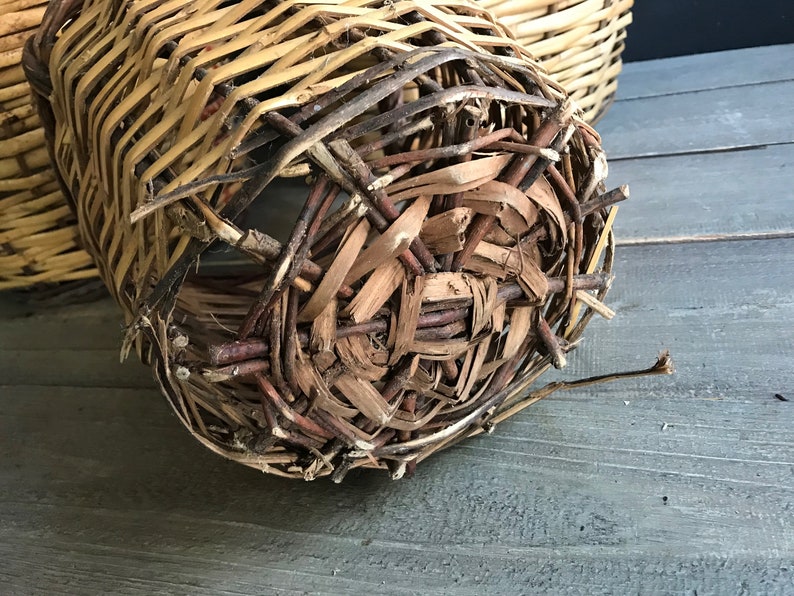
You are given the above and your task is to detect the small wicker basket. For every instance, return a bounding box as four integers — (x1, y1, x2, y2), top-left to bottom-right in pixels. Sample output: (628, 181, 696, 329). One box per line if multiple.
(27, 0, 654, 480)
(482, 0, 633, 122)
(0, 0, 97, 291)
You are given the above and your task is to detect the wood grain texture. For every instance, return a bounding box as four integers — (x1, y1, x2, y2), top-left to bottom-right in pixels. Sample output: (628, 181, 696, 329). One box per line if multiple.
(608, 143, 794, 242)
(598, 79, 794, 159)
(0, 299, 120, 346)
(0, 349, 153, 388)
(1, 239, 792, 594)
(617, 43, 794, 100)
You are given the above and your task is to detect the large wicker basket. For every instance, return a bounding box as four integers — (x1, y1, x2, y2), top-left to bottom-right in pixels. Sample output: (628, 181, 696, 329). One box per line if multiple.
(0, 0, 97, 291)
(26, 0, 666, 481)
(482, 0, 633, 122)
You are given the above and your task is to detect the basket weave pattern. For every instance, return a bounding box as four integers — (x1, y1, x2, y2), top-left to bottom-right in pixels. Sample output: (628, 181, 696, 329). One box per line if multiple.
(0, 0, 97, 290)
(482, 0, 633, 122)
(29, 0, 628, 480)
(1, 0, 630, 292)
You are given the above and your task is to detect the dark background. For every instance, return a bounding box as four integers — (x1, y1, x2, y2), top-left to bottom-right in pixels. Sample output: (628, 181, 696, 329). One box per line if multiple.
(623, 1, 793, 62)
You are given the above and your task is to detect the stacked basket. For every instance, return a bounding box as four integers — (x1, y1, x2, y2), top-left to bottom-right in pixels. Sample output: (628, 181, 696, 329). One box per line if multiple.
(20, 0, 663, 481)
(483, 0, 633, 122)
(0, 0, 97, 290)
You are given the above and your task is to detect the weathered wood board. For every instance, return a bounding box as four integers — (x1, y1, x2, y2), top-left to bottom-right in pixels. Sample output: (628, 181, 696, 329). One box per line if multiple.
(608, 143, 794, 243)
(599, 80, 794, 159)
(617, 43, 794, 100)
(1, 238, 792, 594)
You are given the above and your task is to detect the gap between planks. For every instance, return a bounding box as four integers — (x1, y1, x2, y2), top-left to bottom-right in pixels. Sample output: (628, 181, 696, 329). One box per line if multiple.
(616, 231, 794, 247)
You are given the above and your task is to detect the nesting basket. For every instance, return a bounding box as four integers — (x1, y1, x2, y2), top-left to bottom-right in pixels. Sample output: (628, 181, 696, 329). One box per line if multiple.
(0, 0, 97, 290)
(482, 0, 633, 122)
(27, 0, 644, 480)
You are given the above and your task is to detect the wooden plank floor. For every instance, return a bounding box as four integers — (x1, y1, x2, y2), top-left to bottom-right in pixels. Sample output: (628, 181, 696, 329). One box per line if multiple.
(2, 45, 793, 594)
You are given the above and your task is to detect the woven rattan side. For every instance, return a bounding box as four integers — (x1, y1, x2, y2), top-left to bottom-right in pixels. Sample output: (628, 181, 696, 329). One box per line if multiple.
(0, 0, 97, 290)
(27, 0, 663, 481)
(481, 0, 633, 122)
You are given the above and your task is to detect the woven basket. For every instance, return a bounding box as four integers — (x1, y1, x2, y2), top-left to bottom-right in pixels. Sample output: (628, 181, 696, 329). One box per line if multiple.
(0, 0, 98, 290)
(27, 0, 650, 481)
(481, 0, 633, 122)
(1, 0, 629, 294)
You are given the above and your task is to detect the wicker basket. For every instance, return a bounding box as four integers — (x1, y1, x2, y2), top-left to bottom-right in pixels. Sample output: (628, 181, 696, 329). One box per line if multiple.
(26, 0, 658, 481)
(0, 0, 98, 291)
(481, 0, 633, 122)
(1, 0, 628, 292)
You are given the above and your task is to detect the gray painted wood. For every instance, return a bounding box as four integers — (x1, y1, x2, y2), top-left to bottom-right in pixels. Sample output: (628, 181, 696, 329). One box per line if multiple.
(0, 298, 121, 349)
(598, 79, 794, 159)
(617, 43, 794, 100)
(1, 239, 792, 594)
(547, 237, 794, 400)
(608, 143, 794, 242)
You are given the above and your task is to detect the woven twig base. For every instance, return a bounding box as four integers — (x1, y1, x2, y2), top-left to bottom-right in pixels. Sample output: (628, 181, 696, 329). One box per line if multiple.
(29, 0, 636, 480)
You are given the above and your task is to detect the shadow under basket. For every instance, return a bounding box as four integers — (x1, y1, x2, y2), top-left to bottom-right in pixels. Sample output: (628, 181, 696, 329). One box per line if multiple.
(26, 0, 663, 481)
(1, 0, 98, 292)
